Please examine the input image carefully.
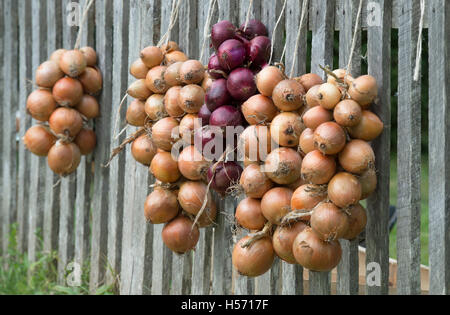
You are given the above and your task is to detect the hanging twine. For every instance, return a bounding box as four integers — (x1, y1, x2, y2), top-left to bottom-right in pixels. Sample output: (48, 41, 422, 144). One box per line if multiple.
(413, 0, 425, 81)
(74, 0, 95, 50)
(269, 0, 288, 65)
(199, 0, 218, 62)
(157, 0, 183, 48)
(243, 0, 254, 31)
(345, 0, 363, 79)
(289, 0, 309, 78)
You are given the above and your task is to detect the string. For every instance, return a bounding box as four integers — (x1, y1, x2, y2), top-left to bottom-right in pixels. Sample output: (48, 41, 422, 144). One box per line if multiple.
(413, 0, 425, 81)
(344, 0, 363, 80)
(269, 0, 288, 65)
(289, 0, 309, 78)
(74, 0, 95, 50)
(199, 0, 218, 62)
(243, 0, 254, 31)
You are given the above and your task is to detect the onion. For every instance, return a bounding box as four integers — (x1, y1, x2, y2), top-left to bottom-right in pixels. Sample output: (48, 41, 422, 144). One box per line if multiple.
(80, 47, 97, 67)
(211, 20, 237, 50)
(270, 112, 305, 148)
(348, 75, 378, 107)
(210, 105, 243, 128)
(127, 79, 152, 100)
(261, 187, 293, 225)
(299, 128, 315, 154)
(206, 79, 232, 112)
(35, 61, 64, 88)
(244, 156, 259, 168)
(180, 60, 205, 85)
(179, 84, 205, 114)
(179, 114, 199, 144)
(272, 79, 305, 111)
(161, 41, 180, 53)
(75, 95, 100, 119)
(146, 66, 169, 94)
(311, 202, 349, 241)
(293, 227, 342, 271)
(194, 126, 224, 159)
(297, 73, 323, 92)
(26, 89, 57, 122)
(255, 66, 285, 97)
(347, 110, 384, 141)
(284, 177, 308, 191)
(162, 216, 200, 254)
(291, 184, 326, 213)
(150, 151, 181, 183)
(52, 77, 84, 107)
(333, 99, 362, 127)
(145, 94, 167, 121)
(240, 164, 274, 199)
(50, 49, 67, 64)
(241, 125, 272, 162)
(232, 236, 274, 277)
(79, 67, 103, 95)
(242, 94, 278, 125)
(236, 198, 267, 231)
(208, 54, 227, 79)
(164, 86, 184, 117)
(218, 39, 246, 71)
(198, 105, 212, 126)
(328, 172, 362, 208)
(130, 59, 149, 79)
(178, 181, 213, 215)
(227, 68, 257, 101)
(313, 122, 346, 155)
(273, 221, 307, 264)
(145, 188, 180, 224)
(239, 19, 268, 39)
(178, 146, 210, 181)
(327, 69, 347, 86)
(59, 50, 87, 77)
(207, 162, 243, 194)
(302, 105, 333, 130)
(317, 83, 342, 110)
(74, 128, 97, 155)
(201, 72, 214, 92)
(305, 85, 321, 108)
(164, 51, 188, 65)
(47, 142, 81, 176)
(359, 168, 378, 200)
(343, 203, 367, 240)
(247, 36, 271, 67)
(131, 134, 157, 166)
(197, 201, 218, 228)
(301, 150, 336, 184)
(49, 108, 83, 137)
(23, 125, 57, 157)
(164, 61, 183, 86)
(140, 46, 164, 68)
(264, 148, 302, 185)
(338, 140, 375, 175)
(126, 99, 147, 127)
(151, 117, 180, 151)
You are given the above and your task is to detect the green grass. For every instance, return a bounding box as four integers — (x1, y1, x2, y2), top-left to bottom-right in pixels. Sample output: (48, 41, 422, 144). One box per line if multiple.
(389, 155, 429, 266)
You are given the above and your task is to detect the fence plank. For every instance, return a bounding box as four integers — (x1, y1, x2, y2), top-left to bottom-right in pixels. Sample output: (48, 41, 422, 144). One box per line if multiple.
(0, 0, 4, 256)
(239, 0, 261, 23)
(261, 0, 285, 65)
(428, 0, 450, 295)
(366, 0, 392, 296)
(396, 0, 422, 295)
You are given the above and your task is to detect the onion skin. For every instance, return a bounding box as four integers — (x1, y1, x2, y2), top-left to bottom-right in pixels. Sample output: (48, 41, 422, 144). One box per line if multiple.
(202, 72, 214, 92)
(208, 54, 226, 79)
(284, 176, 308, 191)
(272, 79, 305, 111)
(146, 66, 169, 94)
(207, 162, 243, 194)
(178, 181, 213, 216)
(227, 67, 257, 101)
(47, 142, 81, 176)
(180, 60, 205, 85)
(164, 86, 184, 117)
(35, 61, 64, 88)
(128, 79, 152, 100)
(74, 128, 97, 155)
(196, 201, 218, 228)
(164, 61, 183, 87)
(194, 126, 224, 158)
(198, 105, 212, 126)
(218, 39, 246, 71)
(347, 110, 384, 141)
(297, 73, 323, 92)
(273, 221, 307, 264)
(126, 100, 147, 127)
(264, 148, 302, 185)
(162, 216, 200, 254)
(52, 77, 84, 107)
(79, 67, 103, 95)
(291, 184, 326, 213)
(145, 94, 167, 121)
(205, 79, 232, 112)
(313, 122, 346, 155)
(270, 112, 305, 148)
(179, 84, 205, 114)
(317, 83, 342, 110)
(178, 146, 210, 181)
(131, 134, 157, 166)
(328, 172, 362, 208)
(26, 89, 57, 122)
(302, 106, 333, 131)
(211, 20, 237, 50)
(261, 187, 293, 225)
(311, 202, 349, 241)
(338, 140, 375, 175)
(151, 117, 180, 152)
(241, 125, 272, 162)
(348, 75, 378, 107)
(240, 164, 274, 199)
(301, 150, 336, 185)
(235, 198, 267, 231)
(293, 227, 342, 272)
(23, 125, 57, 157)
(305, 85, 321, 108)
(179, 114, 198, 144)
(239, 20, 269, 39)
(130, 58, 150, 79)
(242, 94, 278, 125)
(150, 152, 181, 183)
(50, 49, 67, 64)
(247, 36, 271, 67)
(256, 66, 285, 97)
(144, 188, 180, 224)
(161, 41, 180, 53)
(232, 236, 275, 277)
(299, 128, 316, 154)
(59, 50, 87, 77)
(343, 203, 367, 240)
(210, 105, 244, 128)
(140, 46, 164, 68)
(49, 108, 83, 137)
(80, 47, 97, 67)
(333, 99, 362, 127)
(359, 168, 378, 200)
(164, 51, 188, 66)
(75, 95, 100, 119)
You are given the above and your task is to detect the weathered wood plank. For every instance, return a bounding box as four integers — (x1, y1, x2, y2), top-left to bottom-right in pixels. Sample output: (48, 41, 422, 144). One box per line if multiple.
(309, 271, 331, 295)
(396, 0, 422, 295)
(239, 0, 261, 23)
(366, 0, 391, 296)
(0, 0, 4, 256)
(261, 0, 285, 65)
(284, 0, 308, 76)
(428, 0, 450, 295)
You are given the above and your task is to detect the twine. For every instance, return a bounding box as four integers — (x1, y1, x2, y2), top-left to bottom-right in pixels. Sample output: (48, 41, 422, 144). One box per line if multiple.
(199, 0, 218, 62)
(269, 0, 288, 65)
(413, 0, 425, 82)
(157, 0, 183, 48)
(345, 0, 363, 80)
(74, 0, 95, 50)
(243, 0, 254, 32)
(289, 0, 309, 78)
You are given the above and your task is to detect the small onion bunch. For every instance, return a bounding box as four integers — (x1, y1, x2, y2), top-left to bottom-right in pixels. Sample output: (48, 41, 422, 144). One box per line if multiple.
(24, 47, 101, 176)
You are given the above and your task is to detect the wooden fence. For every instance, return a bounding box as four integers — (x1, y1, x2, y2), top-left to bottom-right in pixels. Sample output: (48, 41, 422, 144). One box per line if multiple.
(1, 0, 449, 295)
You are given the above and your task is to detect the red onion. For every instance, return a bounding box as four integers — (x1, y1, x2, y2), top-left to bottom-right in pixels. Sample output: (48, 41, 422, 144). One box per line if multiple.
(210, 105, 244, 128)
(208, 54, 227, 79)
(194, 126, 224, 158)
(211, 20, 237, 50)
(198, 105, 212, 126)
(207, 161, 243, 194)
(239, 19, 268, 39)
(218, 39, 246, 71)
(206, 79, 232, 112)
(248, 36, 271, 67)
(227, 68, 257, 101)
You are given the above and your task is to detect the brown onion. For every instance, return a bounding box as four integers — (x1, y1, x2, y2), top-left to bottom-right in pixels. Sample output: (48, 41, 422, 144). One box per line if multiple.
(235, 198, 267, 231)
(338, 140, 375, 175)
(328, 172, 362, 208)
(333, 99, 362, 127)
(179, 114, 198, 144)
(26, 89, 57, 122)
(140, 46, 164, 68)
(240, 164, 274, 199)
(178, 146, 210, 181)
(126, 99, 147, 127)
(59, 50, 87, 77)
(150, 151, 181, 183)
(52, 77, 84, 107)
(146, 66, 169, 94)
(270, 112, 305, 148)
(359, 168, 378, 200)
(49, 107, 83, 137)
(127, 79, 152, 100)
(242, 94, 278, 125)
(310, 202, 349, 241)
(35, 61, 64, 88)
(80, 47, 97, 67)
(196, 201, 218, 228)
(164, 86, 185, 117)
(161, 41, 180, 53)
(179, 85, 205, 114)
(144, 94, 167, 121)
(284, 176, 308, 191)
(178, 181, 214, 216)
(74, 128, 97, 155)
(272, 79, 305, 111)
(299, 128, 316, 154)
(131, 134, 157, 166)
(302, 106, 333, 131)
(164, 62, 183, 87)
(78, 67, 103, 95)
(23, 125, 57, 156)
(261, 187, 293, 225)
(291, 184, 326, 212)
(180, 60, 205, 85)
(232, 236, 275, 277)
(201, 72, 214, 92)
(130, 58, 150, 79)
(343, 203, 367, 240)
(144, 188, 179, 224)
(241, 125, 273, 162)
(273, 221, 307, 264)
(305, 85, 321, 108)
(47, 142, 81, 176)
(49, 49, 67, 64)
(264, 148, 302, 185)
(317, 83, 342, 110)
(164, 51, 189, 65)
(255, 66, 285, 97)
(347, 110, 384, 141)
(297, 73, 323, 92)
(348, 75, 378, 107)
(152, 117, 180, 151)
(75, 95, 100, 119)
(162, 215, 200, 254)
(313, 122, 346, 155)
(301, 150, 336, 184)
(327, 69, 353, 87)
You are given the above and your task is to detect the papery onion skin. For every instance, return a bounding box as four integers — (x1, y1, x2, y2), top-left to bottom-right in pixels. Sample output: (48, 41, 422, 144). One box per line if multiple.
(310, 202, 349, 241)
(240, 164, 274, 199)
(247, 36, 271, 67)
(305, 85, 322, 108)
(291, 184, 326, 213)
(317, 83, 342, 110)
(150, 151, 181, 183)
(338, 140, 375, 175)
(302, 106, 333, 131)
(140, 46, 164, 68)
(205, 79, 232, 112)
(164, 86, 185, 118)
(23, 125, 57, 157)
(299, 128, 316, 154)
(218, 39, 246, 71)
(333, 99, 362, 127)
(328, 172, 362, 208)
(198, 105, 212, 126)
(343, 203, 368, 240)
(47, 142, 82, 176)
(264, 148, 302, 185)
(207, 162, 243, 194)
(59, 50, 87, 77)
(211, 20, 237, 50)
(227, 67, 257, 101)
(236, 198, 267, 231)
(179, 84, 205, 114)
(146, 66, 169, 94)
(301, 150, 336, 185)
(26, 89, 57, 122)
(347, 110, 384, 141)
(178, 146, 210, 181)
(49, 107, 83, 137)
(35, 61, 64, 88)
(232, 236, 275, 277)
(179, 114, 199, 144)
(208, 54, 227, 79)
(164, 51, 189, 66)
(272, 79, 305, 112)
(80, 47, 97, 67)
(79, 67, 103, 95)
(348, 75, 378, 107)
(127, 79, 152, 100)
(241, 125, 272, 162)
(297, 73, 323, 92)
(359, 168, 378, 200)
(145, 94, 167, 121)
(52, 77, 84, 107)
(162, 216, 200, 254)
(313, 122, 346, 155)
(210, 105, 244, 128)
(255, 66, 285, 97)
(178, 181, 213, 215)
(50, 49, 67, 65)
(144, 188, 180, 224)
(75, 95, 100, 119)
(131, 134, 157, 166)
(242, 94, 278, 125)
(270, 112, 305, 148)
(273, 221, 307, 264)
(180, 60, 205, 85)
(151, 117, 180, 152)
(164, 62, 183, 87)
(239, 19, 269, 39)
(74, 128, 97, 155)
(126, 99, 147, 127)
(261, 187, 293, 225)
